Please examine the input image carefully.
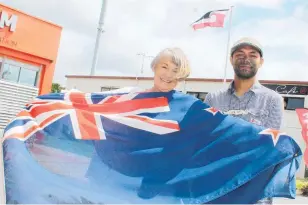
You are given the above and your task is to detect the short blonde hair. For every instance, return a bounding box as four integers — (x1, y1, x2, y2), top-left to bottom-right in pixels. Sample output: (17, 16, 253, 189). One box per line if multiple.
(150, 47, 191, 80)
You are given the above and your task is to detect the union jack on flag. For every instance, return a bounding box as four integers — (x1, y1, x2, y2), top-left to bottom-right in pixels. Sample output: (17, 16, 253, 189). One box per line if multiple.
(3, 89, 180, 142)
(2, 88, 302, 204)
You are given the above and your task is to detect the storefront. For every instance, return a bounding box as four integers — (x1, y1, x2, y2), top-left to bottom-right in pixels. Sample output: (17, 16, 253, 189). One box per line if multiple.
(0, 3, 62, 129)
(262, 83, 308, 110)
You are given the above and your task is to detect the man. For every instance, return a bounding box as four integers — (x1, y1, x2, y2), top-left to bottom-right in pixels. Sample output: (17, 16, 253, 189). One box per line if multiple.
(204, 37, 284, 204)
(205, 37, 283, 130)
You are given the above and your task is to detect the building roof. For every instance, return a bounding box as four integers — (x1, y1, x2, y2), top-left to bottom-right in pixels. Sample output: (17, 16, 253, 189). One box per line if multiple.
(65, 75, 308, 86)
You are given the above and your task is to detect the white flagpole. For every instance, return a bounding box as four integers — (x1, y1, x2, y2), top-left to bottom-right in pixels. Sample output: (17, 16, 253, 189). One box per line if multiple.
(90, 0, 108, 76)
(223, 6, 234, 84)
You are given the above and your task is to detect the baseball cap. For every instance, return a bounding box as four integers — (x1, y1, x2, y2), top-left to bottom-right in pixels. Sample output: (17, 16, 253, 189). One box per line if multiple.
(230, 37, 263, 57)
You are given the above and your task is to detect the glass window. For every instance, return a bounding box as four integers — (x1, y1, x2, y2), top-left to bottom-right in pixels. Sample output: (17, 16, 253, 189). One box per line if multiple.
(286, 98, 304, 110)
(101, 87, 110, 92)
(1, 63, 20, 83)
(198, 92, 208, 101)
(18, 68, 38, 86)
(187, 92, 199, 97)
(0, 59, 40, 87)
(101, 87, 119, 92)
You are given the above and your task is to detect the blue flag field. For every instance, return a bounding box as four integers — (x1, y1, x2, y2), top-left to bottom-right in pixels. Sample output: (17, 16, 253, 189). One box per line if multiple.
(1, 88, 303, 204)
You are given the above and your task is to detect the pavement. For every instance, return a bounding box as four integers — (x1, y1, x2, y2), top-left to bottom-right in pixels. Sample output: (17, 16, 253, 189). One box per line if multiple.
(274, 195, 307, 204)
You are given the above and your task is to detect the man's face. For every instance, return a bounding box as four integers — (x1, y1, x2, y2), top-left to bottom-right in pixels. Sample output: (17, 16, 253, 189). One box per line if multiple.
(230, 45, 264, 79)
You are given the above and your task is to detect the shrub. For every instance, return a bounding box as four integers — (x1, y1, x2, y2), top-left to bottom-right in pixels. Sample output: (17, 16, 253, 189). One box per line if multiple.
(296, 179, 308, 196)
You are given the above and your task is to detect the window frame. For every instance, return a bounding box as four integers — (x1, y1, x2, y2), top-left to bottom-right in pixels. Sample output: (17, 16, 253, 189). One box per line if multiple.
(0, 63, 21, 83)
(284, 97, 305, 110)
(0, 57, 41, 87)
(101, 86, 119, 92)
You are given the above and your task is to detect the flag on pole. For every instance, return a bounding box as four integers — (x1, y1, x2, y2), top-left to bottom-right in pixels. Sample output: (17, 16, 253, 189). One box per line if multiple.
(2, 89, 302, 204)
(295, 108, 308, 165)
(191, 9, 229, 30)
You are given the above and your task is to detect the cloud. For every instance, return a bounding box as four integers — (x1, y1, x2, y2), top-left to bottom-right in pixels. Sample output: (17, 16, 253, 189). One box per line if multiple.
(293, 2, 308, 23)
(0, 0, 102, 36)
(179, 0, 285, 9)
(0, 0, 307, 85)
(229, 14, 308, 80)
(217, 0, 285, 9)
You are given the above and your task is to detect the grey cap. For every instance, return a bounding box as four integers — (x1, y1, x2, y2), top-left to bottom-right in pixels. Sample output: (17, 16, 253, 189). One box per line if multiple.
(230, 37, 263, 57)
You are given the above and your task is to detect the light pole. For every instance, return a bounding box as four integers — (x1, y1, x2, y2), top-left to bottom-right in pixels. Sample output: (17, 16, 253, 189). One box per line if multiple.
(90, 0, 108, 76)
(136, 53, 154, 84)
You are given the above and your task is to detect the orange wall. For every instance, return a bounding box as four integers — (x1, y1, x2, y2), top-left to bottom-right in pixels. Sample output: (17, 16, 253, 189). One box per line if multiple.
(0, 4, 62, 94)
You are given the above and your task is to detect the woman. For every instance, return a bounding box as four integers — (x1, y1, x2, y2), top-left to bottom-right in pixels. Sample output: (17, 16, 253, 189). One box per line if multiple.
(146, 47, 191, 92)
(110, 47, 190, 94)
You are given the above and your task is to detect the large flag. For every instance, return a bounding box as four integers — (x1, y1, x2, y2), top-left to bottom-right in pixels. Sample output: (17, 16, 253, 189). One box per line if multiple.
(191, 9, 229, 30)
(295, 108, 308, 165)
(2, 89, 302, 204)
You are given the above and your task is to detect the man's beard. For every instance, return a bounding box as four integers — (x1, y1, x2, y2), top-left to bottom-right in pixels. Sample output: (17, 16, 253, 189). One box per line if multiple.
(233, 59, 258, 79)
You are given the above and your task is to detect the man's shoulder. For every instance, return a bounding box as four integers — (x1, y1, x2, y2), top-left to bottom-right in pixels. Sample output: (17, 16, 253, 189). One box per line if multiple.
(257, 85, 283, 101)
(204, 88, 230, 106)
(207, 88, 229, 99)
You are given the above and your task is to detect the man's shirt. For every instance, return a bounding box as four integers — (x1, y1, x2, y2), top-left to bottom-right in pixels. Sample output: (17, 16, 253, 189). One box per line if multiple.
(204, 81, 284, 130)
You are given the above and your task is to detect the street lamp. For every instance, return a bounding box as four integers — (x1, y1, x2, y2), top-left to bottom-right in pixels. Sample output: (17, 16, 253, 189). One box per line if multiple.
(136, 53, 154, 75)
(136, 53, 154, 85)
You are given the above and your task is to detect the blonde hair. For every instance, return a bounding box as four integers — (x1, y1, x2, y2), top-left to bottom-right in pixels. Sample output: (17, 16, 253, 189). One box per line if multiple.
(150, 47, 191, 80)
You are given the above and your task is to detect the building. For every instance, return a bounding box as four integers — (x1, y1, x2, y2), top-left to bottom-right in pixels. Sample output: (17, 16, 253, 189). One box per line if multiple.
(66, 75, 308, 179)
(0, 4, 62, 129)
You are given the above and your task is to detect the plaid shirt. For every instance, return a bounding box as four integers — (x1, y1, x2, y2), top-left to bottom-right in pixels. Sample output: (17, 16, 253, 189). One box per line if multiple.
(204, 81, 284, 130)
(205, 81, 283, 204)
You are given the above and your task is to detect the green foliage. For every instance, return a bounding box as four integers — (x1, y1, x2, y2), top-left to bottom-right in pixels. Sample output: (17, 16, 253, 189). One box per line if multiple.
(296, 179, 308, 196)
(51, 83, 61, 93)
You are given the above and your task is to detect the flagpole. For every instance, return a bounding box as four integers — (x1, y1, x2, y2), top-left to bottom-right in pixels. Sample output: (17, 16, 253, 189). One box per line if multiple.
(90, 0, 108, 76)
(223, 6, 234, 84)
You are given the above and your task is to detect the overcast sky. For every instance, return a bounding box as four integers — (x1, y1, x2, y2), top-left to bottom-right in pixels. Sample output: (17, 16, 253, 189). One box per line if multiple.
(1, 0, 308, 85)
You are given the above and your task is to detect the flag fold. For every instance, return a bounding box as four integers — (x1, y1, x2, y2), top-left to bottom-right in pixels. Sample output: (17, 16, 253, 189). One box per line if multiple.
(2, 89, 302, 204)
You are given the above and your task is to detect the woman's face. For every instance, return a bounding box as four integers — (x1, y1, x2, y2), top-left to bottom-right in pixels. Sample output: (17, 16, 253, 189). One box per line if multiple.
(152, 56, 179, 92)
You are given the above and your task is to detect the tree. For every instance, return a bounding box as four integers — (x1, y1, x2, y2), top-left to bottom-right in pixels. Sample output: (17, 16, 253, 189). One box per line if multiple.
(51, 83, 61, 93)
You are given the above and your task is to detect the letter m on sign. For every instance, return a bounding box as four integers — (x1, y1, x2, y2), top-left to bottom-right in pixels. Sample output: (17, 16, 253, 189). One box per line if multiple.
(0, 11, 18, 32)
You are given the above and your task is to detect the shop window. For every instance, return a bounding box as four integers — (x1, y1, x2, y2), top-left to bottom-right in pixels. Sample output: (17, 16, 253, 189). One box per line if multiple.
(198, 92, 208, 101)
(19, 68, 38, 87)
(186, 92, 208, 101)
(284, 97, 304, 110)
(187, 92, 199, 97)
(1, 63, 20, 83)
(0, 60, 39, 87)
(101, 86, 119, 92)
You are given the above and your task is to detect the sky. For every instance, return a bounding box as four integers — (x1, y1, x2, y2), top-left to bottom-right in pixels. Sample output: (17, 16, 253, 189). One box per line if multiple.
(0, 0, 308, 86)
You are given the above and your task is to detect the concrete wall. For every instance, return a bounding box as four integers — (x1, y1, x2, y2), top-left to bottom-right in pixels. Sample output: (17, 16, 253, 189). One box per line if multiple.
(65, 77, 227, 93)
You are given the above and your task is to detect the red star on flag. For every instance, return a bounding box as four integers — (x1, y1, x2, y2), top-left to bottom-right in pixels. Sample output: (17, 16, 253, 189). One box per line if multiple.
(259, 128, 286, 146)
(205, 107, 220, 115)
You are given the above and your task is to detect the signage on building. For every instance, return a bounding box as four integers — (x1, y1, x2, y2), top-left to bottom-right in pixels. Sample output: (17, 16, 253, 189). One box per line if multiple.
(263, 84, 308, 95)
(0, 10, 18, 32)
